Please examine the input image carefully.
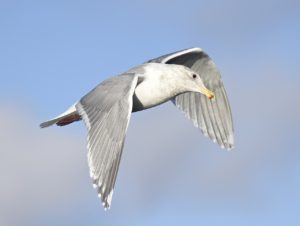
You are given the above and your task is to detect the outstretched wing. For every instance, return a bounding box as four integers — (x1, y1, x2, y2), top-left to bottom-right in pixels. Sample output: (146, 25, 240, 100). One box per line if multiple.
(76, 73, 138, 209)
(148, 47, 234, 149)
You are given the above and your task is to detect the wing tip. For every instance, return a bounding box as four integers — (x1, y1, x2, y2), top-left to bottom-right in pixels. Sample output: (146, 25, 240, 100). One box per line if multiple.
(39, 120, 54, 128)
(92, 178, 114, 210)
(224, 141, 235, 151)
(99, 189, 114, 210)
(40, 122, 47, 128)
(226, 134, 235, 150)
(40, 103, 79, 129)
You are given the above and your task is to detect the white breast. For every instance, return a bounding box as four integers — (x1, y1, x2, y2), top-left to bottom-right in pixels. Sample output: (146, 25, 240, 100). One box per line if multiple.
(132, 63, 185, 112)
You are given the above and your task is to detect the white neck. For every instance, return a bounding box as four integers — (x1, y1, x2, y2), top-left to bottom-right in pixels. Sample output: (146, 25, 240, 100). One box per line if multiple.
(132, 63, 188, 112)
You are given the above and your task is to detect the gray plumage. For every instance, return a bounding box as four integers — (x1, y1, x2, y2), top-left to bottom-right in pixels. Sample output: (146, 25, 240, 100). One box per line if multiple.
(148, 48, 234, 149)
(40, 47, 234, 209)
(76, 74, 138, 208)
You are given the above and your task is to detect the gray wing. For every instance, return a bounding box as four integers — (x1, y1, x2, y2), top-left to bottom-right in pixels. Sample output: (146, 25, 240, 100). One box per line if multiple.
(75, 73, 138, 209)
(148, 47, 234, 149)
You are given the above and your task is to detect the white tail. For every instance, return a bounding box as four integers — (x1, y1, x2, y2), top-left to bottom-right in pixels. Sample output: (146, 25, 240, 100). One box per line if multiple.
(40, 103, 81, 128)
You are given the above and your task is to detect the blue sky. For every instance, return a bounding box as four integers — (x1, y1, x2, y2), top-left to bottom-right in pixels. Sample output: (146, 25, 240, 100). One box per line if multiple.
(1, 1, 300, 226)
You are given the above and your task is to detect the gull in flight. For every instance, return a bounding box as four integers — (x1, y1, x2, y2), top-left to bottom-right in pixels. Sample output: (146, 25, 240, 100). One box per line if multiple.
(40, 47, 234, 209)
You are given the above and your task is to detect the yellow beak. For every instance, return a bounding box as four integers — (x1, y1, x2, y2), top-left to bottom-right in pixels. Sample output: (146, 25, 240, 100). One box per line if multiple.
(199, 87, 215, 100)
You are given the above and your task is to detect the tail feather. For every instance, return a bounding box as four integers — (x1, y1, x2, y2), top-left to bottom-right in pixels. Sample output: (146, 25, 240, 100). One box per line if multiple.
(40, 103, 81, 128)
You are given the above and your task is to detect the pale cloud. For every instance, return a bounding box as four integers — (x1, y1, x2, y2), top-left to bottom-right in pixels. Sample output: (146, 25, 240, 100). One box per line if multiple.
(0, 103, 87, 226)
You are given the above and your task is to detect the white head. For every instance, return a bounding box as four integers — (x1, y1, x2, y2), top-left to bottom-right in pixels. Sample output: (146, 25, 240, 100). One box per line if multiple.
(131, 63, 215, 111)
(168, 64, 215, 99)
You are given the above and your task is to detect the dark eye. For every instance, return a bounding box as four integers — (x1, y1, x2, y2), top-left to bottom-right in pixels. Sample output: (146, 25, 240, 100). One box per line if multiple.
(192, 74, 197, 79)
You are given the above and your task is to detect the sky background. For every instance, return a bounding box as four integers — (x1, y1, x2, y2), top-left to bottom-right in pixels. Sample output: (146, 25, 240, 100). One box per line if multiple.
(1, 0, 300, 225)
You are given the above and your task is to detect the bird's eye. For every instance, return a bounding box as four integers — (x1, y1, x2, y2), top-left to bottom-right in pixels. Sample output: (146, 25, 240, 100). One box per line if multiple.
(192, 74, 197, 79)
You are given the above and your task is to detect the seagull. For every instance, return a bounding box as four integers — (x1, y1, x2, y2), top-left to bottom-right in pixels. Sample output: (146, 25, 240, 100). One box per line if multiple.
(40, 47, 234, 209)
